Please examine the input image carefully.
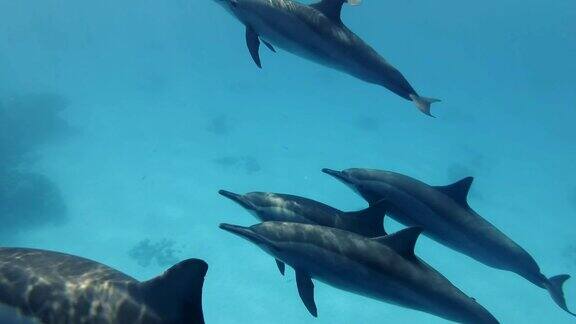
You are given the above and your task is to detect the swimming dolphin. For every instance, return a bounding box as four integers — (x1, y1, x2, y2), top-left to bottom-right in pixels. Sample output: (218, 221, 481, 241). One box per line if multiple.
(0, 248, 208, 324)
(212, 0, 440, 116)
(218, 190, 387, 236)
(322, 167, 575, 317)
(219, 189, 387, 275)
(220, 221, 499, 323)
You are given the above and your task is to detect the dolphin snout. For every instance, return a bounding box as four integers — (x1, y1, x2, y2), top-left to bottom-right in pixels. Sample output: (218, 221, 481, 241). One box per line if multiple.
(219, 223, 259, 243)
(219, 223, 279, 252)
(218, 190, 255, 210)
(218, 189, 242, 200)
(322, 168, 351, 183)
(219, 223, 248, 236)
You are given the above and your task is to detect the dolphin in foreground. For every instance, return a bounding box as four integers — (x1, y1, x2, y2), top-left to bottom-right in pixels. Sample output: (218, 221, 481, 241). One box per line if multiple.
(322, 168, 575, 317)
(219, 189, 387, 275)
(212, 0, 440, 116)
(0, 248, 208, 324)
(220, 221, 499, 323)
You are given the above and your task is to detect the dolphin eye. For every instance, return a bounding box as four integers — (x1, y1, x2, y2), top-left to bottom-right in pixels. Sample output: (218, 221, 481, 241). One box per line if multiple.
(230, 0, 238, 7)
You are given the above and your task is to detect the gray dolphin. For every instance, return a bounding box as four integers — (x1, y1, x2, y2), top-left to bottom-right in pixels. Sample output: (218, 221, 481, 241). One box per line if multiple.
(220, 221, 499, 323)
(219, 189, 387, 275)
(0, 248, 208, 324)
(212, 0, 440, 116)
(322, 167, 575, 317)
(218, 190, 387, 236)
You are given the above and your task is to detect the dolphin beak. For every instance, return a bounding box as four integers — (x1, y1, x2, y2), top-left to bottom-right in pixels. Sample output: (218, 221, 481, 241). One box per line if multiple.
(219, 223, 255, 241)
(219, 223, 263, 244)
(220, 223, 280, 252)
(218, 223, 252, 238)
(322, 168, 351, 184)
(218, 190, 254, 210)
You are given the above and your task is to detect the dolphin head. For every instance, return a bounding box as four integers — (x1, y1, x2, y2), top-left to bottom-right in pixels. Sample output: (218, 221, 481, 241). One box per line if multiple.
(219, 223, 282, 256)
(322, 168, 391, 204)
(219, 190, 257, 211)
(212, 0, 244, 16)
(219, 190, 289, 221)
(212, 0, 238, 7)
(211, 0, 234, 14)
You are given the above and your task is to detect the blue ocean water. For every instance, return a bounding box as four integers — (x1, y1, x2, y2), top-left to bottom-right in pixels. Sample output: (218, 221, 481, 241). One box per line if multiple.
(1, 0, 575, 323)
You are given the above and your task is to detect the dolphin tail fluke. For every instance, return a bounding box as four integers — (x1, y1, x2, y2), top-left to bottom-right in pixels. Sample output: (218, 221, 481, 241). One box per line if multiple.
(409, 94, 440, 117)
(545, 274, 575, 316)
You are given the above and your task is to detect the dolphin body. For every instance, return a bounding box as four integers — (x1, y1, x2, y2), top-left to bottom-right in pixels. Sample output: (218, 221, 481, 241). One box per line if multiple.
(220, 221, 499, 323)
(322, 168, 575, 317)
(0, 248, 208, 324)
(212, 0, 440, 116)
(219, 189, 387, 275)
(218, 190, 387, 237)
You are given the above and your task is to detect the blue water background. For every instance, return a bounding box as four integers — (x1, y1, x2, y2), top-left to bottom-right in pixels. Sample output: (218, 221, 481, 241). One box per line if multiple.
(1, 0, 575, 323)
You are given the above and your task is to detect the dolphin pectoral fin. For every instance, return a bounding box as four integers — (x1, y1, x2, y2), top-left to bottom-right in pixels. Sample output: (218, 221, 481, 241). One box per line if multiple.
(545, 275, 576, 316)
(296, 271, 317, 317)
(275, 259, 286, 275)
(409, 94, 441, 117)
(311, 0, 361, 23)
(434, 177, 474, 209)
(261, 39, 276, 53)
(374, 227, 423, 260)
(245, 26, 262, 68)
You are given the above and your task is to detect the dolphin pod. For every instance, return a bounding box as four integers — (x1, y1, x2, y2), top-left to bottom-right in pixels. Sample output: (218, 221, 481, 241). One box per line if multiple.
(0, 0, 568, 323)
(219, 190, 387, 275)
(217, 189, 501, 322)
(321, 168, 575, 317)
(219, 168, 574, 322)
(0, 248, 208, 324)
(212, 0, 440, 116)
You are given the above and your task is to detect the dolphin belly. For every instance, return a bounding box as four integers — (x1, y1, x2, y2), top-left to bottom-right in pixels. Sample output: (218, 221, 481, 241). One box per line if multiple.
(280, 242, 481, 323)
(236, 1, 420, 102)
(241, 4, 384, 78)
(285, 243, 417, 301)
(245, 8, 339, 66)
(258, 25, 392, 90)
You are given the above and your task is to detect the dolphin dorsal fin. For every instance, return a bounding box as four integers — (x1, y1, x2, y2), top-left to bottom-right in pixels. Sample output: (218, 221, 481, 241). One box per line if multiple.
(141, 259, 208, 324)
(434, 177, 474, 208)
(342, 200, 388, 237)
(373, 227, 423, 259)
(311, 0, 361, 23)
